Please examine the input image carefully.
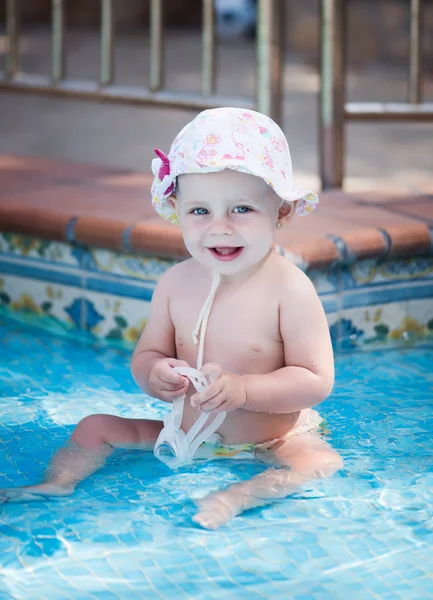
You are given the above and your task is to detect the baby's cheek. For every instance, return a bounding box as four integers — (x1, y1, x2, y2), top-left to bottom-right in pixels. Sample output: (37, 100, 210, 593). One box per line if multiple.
(182, 234, 201, 257)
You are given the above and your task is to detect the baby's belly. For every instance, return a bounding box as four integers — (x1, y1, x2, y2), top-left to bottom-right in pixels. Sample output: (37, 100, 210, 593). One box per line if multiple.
(181, 400, 301, 446)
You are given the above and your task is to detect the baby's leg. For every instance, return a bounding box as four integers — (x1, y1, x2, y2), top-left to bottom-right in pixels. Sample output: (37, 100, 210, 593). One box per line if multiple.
(0, 415, 163, 503)
(193, 434, 343, 530)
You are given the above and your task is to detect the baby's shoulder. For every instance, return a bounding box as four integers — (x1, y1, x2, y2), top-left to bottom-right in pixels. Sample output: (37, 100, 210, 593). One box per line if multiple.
(273, 256, 325, 323)
(166, 258, 202, 280)
(274, 254, 316, 297)
(155, 258, 203, 295)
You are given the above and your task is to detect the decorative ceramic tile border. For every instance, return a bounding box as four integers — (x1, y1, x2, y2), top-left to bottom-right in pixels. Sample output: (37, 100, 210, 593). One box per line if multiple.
(1, 236, 433, 349)
(0, 251, 167, 303)
(0, 273, 85, 338)
(338, 301, 407, 350)
(320, 294, 339, 314)
(407, 298, 433, 336)
(81, 289, 151, 345)
(306, 268, 339, 296)
(0, 254, 85, 288)
(76, 247, 178, 281)
(341, 279, 433, 311)
(0, 232, 179, 283)
(0, 232, 80, 267)
(84, 272, 154, 302)
(330, 301, 433, 351)
(339, 257, 433, 292)
(0, 273, 151, 347)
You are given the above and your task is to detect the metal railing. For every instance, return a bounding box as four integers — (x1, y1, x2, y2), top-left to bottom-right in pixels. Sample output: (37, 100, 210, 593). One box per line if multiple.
(320, 0, 433, 189)
(1, 0, 432, 190)
(1, 0, 284, 121)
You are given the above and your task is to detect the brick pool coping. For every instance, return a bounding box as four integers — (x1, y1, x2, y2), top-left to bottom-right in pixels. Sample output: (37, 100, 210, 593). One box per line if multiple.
(1, 154, 432, 269)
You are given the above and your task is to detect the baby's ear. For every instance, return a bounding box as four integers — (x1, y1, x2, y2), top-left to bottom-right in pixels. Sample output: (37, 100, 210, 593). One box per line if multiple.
(168, 194, 179, 218)
(278, 201, 296, 221)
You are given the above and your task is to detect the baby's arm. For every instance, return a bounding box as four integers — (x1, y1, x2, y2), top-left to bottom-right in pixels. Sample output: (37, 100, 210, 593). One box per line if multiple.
(242, 267, 334, 413)
(131, 267, 188, 399)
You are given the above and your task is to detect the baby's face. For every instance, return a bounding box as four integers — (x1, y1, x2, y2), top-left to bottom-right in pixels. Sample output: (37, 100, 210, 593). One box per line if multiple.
(176, 170, 281, 276)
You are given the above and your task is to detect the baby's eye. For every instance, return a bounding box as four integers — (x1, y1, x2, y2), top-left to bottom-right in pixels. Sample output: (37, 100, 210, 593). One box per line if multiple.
(233, 206, 252, 214)
(190, 208, 209, 215)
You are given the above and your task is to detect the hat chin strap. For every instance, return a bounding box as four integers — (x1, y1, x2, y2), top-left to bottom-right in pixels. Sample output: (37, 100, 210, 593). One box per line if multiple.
(154, 271, 226, 468)
(192, 271, 221, 369)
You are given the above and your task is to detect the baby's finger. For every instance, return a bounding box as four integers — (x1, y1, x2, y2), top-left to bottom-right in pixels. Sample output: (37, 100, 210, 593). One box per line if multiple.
(199, 362, 223, 381)
(190, 381, 220, 407)
(199, 392, 226, 413)
(161, 384, 189, 401)
(160, 369, 188, 386)
(167, 358, 190, 369)
(161, 379, 189, 392)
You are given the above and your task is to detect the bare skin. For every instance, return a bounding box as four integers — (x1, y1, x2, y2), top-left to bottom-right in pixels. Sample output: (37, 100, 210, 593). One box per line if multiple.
(0, 170, 343, 529)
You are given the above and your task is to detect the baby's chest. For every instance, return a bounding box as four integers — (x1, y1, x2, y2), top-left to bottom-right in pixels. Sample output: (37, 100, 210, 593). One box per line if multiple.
(172, 294, 282, 372)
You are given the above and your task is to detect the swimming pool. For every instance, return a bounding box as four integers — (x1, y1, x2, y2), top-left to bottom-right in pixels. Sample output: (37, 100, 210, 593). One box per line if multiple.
(1, 315, 432, 599)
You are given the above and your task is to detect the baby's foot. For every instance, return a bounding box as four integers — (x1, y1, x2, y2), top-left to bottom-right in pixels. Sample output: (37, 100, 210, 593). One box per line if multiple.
(0, 483, 74, 504)
(0, 488, 51, 504)
(192, 489, 247, 530)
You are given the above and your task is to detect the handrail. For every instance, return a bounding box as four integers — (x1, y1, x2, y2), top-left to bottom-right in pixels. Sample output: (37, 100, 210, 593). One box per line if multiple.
(0, 0, 284, 123)
(2, 0, 430, 191)
(320, 0, 433, 190)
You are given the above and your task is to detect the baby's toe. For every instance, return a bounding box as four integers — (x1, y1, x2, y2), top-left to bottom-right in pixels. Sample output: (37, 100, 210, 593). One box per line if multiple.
(0, 489, 41, 504)
(193, 491, 239, 530)
(192, 511, 221, 530)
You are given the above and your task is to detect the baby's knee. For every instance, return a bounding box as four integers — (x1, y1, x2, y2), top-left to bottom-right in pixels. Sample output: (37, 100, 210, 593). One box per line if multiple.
(72, 414, 112, 447)
(291, 449, 343, 478)
(318, 450, 344, 477)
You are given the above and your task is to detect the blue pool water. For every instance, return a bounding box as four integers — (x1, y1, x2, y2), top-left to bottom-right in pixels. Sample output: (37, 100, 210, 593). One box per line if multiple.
(0, 315, 432, 599)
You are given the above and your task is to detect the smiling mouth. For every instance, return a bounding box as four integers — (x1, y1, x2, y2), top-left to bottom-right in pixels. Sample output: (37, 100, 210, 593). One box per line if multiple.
(208, 247, 244, 261)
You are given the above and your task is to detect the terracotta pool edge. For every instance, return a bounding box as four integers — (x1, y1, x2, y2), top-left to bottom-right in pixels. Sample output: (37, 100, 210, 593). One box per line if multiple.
(0, 205, 431, 268)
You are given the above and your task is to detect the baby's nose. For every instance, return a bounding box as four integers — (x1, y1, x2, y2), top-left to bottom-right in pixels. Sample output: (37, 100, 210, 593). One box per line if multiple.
(209, 217, 234, 235)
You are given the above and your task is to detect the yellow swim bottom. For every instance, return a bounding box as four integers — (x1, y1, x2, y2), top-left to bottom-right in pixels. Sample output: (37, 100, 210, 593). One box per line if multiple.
(194, 409, 326, 461)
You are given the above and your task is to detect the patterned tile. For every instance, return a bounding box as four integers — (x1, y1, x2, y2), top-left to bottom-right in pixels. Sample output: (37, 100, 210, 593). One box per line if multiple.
(326, 311, 338, 326)
(82, 289, 151, 345)
(341, 256, 433, 292)
(0, 233, 81, 267)
(376, 257, 433, 284)
(86, 248, 177, 281)
(406, 298, 433, 339)
(308, 269, 339, 295)
(0, 273, 85, 334)
(335, 301, 409, 350)
(320, 294, 339, 314)
(341, 277, 433, 312)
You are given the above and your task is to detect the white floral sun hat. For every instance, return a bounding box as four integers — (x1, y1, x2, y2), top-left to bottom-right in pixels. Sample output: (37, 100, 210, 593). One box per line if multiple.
(151, 107, 319, 224)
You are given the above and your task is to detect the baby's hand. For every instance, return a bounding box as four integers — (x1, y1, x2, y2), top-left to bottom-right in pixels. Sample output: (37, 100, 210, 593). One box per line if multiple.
(149, 358, 190, 402)
(191, 363, 247, 413)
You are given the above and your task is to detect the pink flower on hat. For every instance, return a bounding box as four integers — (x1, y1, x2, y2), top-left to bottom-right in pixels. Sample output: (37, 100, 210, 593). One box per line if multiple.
(153, 148, 174, 196)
